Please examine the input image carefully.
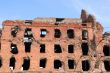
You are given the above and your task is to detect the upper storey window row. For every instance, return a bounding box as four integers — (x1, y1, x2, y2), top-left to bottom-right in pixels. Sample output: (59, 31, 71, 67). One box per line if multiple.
(11, 27, 88, 40)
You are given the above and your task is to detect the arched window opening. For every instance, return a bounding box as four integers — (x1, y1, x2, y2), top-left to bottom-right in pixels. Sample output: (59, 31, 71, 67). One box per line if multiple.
(82, 60, 90, 71)
(54, 60, 62, 69)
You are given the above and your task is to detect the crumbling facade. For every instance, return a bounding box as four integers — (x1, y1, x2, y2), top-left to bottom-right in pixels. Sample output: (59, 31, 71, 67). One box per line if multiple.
(0, 10, 109, 73)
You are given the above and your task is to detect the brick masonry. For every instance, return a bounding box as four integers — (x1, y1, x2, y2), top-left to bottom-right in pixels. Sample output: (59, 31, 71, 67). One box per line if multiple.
(0, 10, 109, 73)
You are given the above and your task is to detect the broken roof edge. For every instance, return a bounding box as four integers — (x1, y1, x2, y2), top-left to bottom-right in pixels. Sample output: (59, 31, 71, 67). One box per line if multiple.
(33, 17, 82, 23)
(34, 17, 81, 19)
(2, 17, 82, 25)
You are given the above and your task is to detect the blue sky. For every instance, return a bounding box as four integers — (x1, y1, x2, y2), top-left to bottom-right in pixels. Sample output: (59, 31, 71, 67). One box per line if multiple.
(0, 0, 110, 32)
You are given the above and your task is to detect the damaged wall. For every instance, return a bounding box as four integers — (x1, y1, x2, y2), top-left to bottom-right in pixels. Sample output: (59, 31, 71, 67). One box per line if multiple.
(0, 10, 108, 73)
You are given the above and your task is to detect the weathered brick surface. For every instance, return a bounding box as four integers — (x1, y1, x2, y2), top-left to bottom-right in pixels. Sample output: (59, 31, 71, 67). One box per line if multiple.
(0, 10, 109, 73)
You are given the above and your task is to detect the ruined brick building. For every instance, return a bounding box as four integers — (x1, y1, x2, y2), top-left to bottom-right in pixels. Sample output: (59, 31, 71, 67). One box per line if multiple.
(0, 10, 110, 73)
